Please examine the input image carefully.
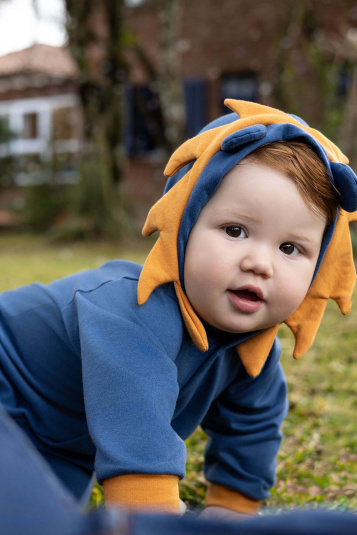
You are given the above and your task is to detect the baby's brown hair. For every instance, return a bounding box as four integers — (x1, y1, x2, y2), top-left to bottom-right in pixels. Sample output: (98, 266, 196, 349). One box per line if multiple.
(244, 141, 340, 225)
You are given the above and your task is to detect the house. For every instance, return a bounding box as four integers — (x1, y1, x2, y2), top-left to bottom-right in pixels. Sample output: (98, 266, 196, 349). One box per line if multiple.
(124, 0, 357, 127)
(0, 0, 357, 227)
(0, 43, 81, 186)
(0, 42, 167, 225)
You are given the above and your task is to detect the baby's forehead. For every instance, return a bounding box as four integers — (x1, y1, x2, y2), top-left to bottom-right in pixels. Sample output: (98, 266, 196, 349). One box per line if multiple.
(202, 159, 314, 211)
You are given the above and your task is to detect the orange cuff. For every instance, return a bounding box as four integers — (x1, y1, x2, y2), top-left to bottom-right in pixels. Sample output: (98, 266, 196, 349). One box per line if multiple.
(103, 474, 180, 513)
(205, 483, 260, 514)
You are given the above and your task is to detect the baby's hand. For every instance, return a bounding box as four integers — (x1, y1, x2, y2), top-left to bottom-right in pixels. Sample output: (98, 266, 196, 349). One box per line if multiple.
(199, 506, 252, 522)
(179, 499, 187, 515)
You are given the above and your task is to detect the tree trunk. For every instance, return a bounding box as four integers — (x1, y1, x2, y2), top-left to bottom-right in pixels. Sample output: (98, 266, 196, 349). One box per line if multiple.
(156, 0, 186, 152)
(64, 0, 129, 237)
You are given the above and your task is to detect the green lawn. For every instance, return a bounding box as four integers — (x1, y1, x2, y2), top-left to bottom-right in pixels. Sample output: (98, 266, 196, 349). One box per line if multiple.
(0, 233, 151, 290)
(0, 233, 356, 512)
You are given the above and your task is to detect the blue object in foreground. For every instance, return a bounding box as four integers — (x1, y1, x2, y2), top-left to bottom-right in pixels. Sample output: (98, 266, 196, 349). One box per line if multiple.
(1, 403, 356, 535)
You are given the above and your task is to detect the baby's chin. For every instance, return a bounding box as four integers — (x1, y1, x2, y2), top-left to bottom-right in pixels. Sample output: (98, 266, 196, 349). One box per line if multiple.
(207, 322, 263, 335)
(209, 318, 283, 335)
(198, 309, 284, 335)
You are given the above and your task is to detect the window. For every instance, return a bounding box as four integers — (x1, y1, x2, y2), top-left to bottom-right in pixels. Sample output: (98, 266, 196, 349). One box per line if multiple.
(125, 79, 208, 156)
(22, 113, 38, 140)
(124, 85, 165, 157)
(220, 72, 258, 113)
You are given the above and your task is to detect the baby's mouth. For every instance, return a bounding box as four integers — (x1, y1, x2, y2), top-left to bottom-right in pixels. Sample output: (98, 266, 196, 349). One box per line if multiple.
(231, 287, 263, 302)
(228, 286, 264, 313)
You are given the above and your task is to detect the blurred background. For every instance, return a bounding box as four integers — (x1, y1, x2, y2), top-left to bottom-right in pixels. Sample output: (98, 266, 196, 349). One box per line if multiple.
(0, 0, 357, 239)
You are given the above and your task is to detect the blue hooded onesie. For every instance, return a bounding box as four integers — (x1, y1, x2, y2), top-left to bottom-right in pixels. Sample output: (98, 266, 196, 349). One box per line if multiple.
(0, 100, 356, 514)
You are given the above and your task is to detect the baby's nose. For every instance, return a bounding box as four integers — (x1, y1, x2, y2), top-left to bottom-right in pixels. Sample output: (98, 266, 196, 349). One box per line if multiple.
(240, 250, 274, 278)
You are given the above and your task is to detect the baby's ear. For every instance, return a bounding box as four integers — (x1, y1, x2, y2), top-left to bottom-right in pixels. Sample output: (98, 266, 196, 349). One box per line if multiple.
(221, 125, 267, 151)
(330, 162, 357, 212)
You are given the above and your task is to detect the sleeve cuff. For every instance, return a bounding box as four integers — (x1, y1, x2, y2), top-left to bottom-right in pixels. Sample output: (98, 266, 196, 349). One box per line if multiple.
(103, 474, 180, 513)
(205, 483, 260, 514)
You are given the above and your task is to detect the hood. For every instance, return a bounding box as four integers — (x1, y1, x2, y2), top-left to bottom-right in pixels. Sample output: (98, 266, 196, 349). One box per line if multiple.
(138, 99, 357, 377)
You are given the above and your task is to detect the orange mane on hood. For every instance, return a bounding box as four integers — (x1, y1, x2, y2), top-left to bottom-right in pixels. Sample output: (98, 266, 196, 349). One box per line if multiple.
(138, 100, 357, 377)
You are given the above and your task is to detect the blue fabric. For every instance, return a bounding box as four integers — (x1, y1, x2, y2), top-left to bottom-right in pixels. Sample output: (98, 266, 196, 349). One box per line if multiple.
(0, 260, 287, 501)
(330, 161, 357, 212)
(131, 510, 357, 535)
(0, 403, 81, 535)
(2, 408, 357, 535)
(2, 397, 357, 534)
(202, 339, 287, 495)
(163, 112, 239, 195)
(220, 124, 267, 150)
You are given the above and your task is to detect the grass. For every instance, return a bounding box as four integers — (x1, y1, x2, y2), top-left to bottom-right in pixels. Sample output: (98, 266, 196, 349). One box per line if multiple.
(267, 306, 357, 511)
(0, 233, 151, 290)
(0, 232, 356, 512)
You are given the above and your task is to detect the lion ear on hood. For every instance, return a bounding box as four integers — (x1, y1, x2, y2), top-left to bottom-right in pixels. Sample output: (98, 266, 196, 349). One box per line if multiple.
(330, 162, 357, 212)
(220, 125, 267, 151)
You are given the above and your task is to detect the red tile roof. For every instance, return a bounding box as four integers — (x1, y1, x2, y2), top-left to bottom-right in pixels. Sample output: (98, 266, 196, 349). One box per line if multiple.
(0, 43, 78, 79)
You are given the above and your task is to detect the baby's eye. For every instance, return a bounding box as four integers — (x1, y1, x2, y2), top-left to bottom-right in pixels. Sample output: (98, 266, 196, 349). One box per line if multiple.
(225, 226, 246, 238)
(280, 243, 299, 256)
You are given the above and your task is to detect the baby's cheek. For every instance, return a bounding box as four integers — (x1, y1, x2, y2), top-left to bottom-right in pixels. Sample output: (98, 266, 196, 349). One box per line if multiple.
(274, 280, 304, 314)
(207, 263, 227, 286)
(287, 283, 309, 312)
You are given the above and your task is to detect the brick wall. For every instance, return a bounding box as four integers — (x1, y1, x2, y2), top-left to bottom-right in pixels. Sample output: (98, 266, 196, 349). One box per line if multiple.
(124, 0, 357, 124)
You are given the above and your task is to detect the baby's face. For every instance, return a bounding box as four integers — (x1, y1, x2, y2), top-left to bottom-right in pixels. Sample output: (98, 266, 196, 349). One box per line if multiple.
(184, 161, 327, 334)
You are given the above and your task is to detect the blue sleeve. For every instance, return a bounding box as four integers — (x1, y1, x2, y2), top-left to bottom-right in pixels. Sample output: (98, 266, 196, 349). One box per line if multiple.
(75, 282, 187, 484)
(201, 338, 288, 500)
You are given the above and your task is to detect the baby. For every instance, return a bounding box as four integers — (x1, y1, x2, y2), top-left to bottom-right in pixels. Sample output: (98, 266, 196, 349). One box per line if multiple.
(0, 100, 356, 517)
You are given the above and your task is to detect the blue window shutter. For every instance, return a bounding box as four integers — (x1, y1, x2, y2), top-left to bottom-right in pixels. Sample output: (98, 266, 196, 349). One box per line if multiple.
(183, 78, 208, 138)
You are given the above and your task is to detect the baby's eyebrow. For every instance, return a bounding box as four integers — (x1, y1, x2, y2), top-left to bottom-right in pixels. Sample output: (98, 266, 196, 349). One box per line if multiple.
(287, 233, 321, 246)
(214, 209, 260, 223)
(235, 212, 260, 223)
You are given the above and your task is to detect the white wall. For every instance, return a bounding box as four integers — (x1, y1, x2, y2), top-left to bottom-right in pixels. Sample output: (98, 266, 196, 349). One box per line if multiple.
(0, 93, 81, 158)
